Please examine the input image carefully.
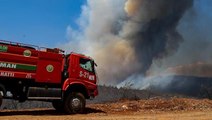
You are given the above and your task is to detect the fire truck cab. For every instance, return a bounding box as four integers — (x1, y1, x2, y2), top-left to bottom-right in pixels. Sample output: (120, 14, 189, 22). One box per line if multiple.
(0, 40, 98, 114)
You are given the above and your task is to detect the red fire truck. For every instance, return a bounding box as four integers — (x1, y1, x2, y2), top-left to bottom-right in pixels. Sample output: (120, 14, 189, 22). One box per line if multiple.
(0, 40, 98, 114)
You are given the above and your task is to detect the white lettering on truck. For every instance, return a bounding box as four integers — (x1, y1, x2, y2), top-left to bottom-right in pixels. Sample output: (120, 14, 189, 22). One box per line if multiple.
(79, 71, 95, 80)
(0, 63, 16, 69)
(26, 73, 32, 79)
(79, 71, 89, 79)
(0, 72, 15, 77)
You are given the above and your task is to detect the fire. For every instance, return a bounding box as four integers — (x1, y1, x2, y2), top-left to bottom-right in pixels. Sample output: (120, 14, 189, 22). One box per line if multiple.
(124, 0, 142, 16)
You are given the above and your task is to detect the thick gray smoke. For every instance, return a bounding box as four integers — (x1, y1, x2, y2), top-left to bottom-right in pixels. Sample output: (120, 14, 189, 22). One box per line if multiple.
(122, 0, 193, 74)
(148, 0, 212, 75)
(62, 0, 212, 88)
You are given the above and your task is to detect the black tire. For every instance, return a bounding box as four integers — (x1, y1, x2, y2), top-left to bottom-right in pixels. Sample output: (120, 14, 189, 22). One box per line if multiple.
(64, 92, 85, 114)
(0, 93, 2, 107)
(52, 101, 64, 112)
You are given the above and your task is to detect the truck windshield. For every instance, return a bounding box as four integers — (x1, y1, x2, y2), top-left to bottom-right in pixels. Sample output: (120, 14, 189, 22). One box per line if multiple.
(80, 58, 95, 73)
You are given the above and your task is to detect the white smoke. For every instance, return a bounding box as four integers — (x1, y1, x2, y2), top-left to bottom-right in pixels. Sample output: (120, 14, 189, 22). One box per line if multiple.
(61, 0, 139, 85)
(61, 0, 212, 90)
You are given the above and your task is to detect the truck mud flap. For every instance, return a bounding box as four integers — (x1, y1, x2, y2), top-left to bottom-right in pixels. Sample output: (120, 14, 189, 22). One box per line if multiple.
(27, 87, 62, 100)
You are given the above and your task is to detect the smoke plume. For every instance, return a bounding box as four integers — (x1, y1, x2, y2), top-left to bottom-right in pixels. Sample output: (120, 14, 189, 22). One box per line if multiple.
(62, 0, 212, 86)
(121, 0, 193, 75)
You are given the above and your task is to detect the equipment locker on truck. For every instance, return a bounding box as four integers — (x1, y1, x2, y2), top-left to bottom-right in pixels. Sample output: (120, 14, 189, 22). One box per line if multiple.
(0, 40, 98, 114)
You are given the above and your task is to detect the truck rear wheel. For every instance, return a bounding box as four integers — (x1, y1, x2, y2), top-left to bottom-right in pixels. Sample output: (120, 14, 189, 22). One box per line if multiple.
(52, 101, 64, 112)
(64, 92, 85, 114)
(0, 84, 5, 107)
(0, 93, 2, 107)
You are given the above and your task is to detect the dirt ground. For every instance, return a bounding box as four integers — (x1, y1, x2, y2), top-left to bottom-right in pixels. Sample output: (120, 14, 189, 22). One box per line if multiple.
(0, 98, 212, 120)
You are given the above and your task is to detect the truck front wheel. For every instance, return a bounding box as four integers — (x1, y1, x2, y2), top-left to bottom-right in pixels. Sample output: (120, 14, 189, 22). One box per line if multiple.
(64, 92, 85, 114)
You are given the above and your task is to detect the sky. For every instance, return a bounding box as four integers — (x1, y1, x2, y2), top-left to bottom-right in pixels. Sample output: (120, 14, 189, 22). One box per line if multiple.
(0, 0, 85, 47)
(0, 0, 211, 49)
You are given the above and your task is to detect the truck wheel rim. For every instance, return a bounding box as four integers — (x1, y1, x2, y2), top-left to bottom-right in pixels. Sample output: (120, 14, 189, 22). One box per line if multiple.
(72, 98, 81, 108)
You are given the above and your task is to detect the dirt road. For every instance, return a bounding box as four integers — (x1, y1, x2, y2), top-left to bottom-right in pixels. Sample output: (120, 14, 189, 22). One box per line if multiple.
(0, 98, 212, 120)
(0, 109, 211, 120)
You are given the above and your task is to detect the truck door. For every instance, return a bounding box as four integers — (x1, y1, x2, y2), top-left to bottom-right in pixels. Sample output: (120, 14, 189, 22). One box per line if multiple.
(78, 57, 96, 82)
